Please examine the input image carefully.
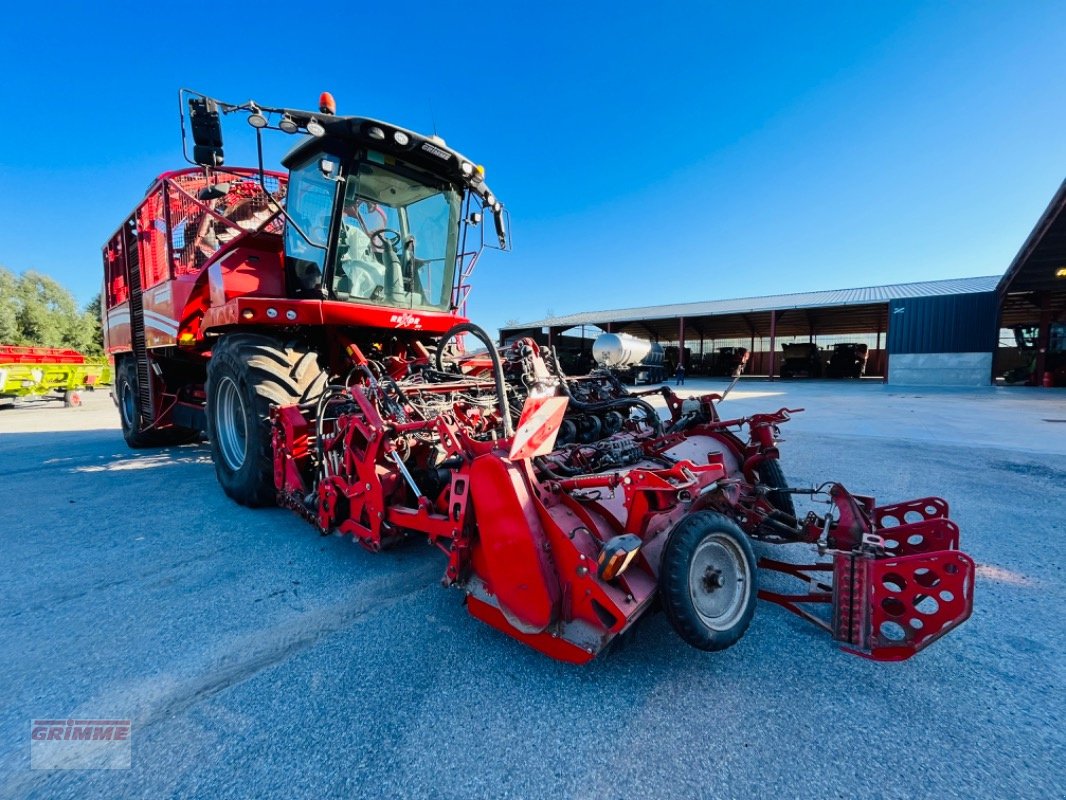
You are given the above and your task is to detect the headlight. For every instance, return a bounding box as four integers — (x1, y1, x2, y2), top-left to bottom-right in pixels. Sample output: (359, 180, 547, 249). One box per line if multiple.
(393, 131, 410, 146)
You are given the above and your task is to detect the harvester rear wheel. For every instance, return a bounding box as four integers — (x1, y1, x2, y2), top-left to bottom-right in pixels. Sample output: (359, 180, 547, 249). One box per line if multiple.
(660, 511, 757, 652)
(116, 358, 199, 449)
(756, 457, 795, 517)
(206, 334, 324, 507)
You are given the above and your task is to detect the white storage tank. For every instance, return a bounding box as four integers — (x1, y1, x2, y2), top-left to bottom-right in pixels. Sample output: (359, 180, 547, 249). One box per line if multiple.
(592, 332, 662, 368)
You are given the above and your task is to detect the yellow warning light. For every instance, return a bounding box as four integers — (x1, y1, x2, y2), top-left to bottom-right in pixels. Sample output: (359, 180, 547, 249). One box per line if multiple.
(1056, 267, 1066, 279)
(178, 332, 195, 345)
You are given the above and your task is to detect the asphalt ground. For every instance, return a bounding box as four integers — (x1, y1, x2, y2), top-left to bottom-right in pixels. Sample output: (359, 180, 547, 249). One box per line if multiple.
(0, 381, 1063, 799)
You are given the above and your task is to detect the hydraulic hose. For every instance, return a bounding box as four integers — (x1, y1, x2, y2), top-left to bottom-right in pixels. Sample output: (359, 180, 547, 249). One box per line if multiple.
(437, 322, 514, 438)
(549, 347, 663, 436)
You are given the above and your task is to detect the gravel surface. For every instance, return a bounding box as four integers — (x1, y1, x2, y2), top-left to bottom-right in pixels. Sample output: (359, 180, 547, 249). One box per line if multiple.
(1, 382, 1063, 799)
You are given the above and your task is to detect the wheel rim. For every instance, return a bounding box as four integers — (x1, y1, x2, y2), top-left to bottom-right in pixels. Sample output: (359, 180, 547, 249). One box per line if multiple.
(214, 376, 248, 471)
(120, 379, 136, 429)
(688, 533, 752, 631)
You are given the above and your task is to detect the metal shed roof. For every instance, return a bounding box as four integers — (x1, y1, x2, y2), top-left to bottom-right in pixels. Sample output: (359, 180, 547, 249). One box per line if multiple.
(998, 177, 1066, 296)
(504, 276, 1001, 332)
(997, 177, 1066, 327)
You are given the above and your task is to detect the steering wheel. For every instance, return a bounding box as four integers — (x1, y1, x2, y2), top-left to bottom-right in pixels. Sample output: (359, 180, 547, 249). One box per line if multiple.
(369, 227, 404, 254)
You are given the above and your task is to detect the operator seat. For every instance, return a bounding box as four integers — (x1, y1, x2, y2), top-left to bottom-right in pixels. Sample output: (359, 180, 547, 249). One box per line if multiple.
(337, 223, 386, 300)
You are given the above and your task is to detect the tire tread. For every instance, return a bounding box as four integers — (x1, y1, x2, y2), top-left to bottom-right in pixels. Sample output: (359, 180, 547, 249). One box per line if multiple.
(206, 334, 325, 507)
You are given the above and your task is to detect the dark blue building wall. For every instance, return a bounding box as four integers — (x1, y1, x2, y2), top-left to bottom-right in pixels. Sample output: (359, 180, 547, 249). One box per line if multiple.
(886, 292, 998, 354)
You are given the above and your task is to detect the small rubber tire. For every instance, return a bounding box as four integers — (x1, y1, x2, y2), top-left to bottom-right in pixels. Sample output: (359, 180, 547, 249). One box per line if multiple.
(755, 457, 795, 517)
(116, 358, 199, 448)
(205, 334, 325, 507)
(660, 511, 757, 652)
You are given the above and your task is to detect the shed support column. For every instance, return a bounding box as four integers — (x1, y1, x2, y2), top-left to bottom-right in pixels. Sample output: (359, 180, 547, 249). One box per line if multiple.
(678, 317, 686, 367)
(768, 310, 777, 381)
(1036, 293, 1052, 383)
(875, 316, 882, 378)
(548, 326, 558, 350)
(883, 307, 892, 384)
(606, 321, 614, 333)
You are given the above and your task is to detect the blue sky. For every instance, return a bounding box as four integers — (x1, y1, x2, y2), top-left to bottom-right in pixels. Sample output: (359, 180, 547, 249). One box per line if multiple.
(1, 1, 1064, 335)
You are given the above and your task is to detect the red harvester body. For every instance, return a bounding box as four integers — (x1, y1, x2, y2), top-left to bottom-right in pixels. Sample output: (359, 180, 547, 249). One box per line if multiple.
(100, 91, 973, 662)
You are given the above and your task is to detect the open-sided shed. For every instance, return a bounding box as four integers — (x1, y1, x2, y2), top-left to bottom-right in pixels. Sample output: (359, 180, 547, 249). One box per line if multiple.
(997, 178, 1066, 385)
(501, 276, 999, 381)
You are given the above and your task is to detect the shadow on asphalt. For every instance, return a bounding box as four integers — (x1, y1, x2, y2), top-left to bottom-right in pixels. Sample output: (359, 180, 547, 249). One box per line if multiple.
(0, 430, 210, 478)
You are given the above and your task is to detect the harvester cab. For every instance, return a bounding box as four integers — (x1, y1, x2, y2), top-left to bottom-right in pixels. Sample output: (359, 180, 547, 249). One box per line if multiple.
(101, 90, 974, 667)
(183, 90, 507, 311)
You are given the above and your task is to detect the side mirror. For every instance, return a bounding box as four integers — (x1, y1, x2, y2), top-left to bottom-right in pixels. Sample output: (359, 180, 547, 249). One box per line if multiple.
(189, 97, 224, 167)
(493, 208, 508, 249)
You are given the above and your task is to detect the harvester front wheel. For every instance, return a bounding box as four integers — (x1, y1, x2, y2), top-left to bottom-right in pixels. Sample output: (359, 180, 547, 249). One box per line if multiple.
(660, 512, 757, 652)
(206, 334, 324, 507)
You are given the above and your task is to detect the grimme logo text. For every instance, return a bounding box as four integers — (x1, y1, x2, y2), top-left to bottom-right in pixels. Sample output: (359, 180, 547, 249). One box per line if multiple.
(31, 720, 131, 742)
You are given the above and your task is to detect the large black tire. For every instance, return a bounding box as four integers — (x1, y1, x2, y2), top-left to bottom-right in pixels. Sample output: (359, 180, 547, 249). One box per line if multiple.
(205, 334, 325, 507)
(660, 511, 758, 652)
(755, 457, 795, 517)
(116, 358, 199, 449)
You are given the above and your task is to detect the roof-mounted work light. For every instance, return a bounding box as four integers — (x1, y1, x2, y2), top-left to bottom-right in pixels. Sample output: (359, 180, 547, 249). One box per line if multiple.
(247, 106, 268, 128)
(278, 114, 299, 134)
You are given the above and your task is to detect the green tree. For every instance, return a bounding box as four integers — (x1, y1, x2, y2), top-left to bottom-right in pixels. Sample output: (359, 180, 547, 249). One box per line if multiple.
(82, 294, 104, 356)
(0, 268, 102, 354)
(0, 266, 18, 343)
(15, 271, 79, 347)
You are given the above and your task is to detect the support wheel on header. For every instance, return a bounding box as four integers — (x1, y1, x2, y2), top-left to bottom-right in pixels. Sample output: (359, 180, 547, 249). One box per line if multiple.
(660, 512, 757, 652)
(755, 457, 795, 517)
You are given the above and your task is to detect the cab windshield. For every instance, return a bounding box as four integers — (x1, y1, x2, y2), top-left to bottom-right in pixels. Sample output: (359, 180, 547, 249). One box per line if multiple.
(333, 159, 461, 311)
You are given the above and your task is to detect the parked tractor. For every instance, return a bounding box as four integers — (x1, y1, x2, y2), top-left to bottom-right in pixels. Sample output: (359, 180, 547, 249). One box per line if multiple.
(712, 346, 749, 377)
(779, 342, 823, 379)
(101, 91, 974, 663)
(826, 342, 870, 379)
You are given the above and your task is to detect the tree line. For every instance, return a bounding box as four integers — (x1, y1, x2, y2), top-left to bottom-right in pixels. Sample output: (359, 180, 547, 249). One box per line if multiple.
(0, 267, 103, 356)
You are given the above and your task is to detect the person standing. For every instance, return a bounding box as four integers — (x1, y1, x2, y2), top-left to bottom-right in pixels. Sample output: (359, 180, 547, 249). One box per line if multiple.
(675, 363, 686, 386)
